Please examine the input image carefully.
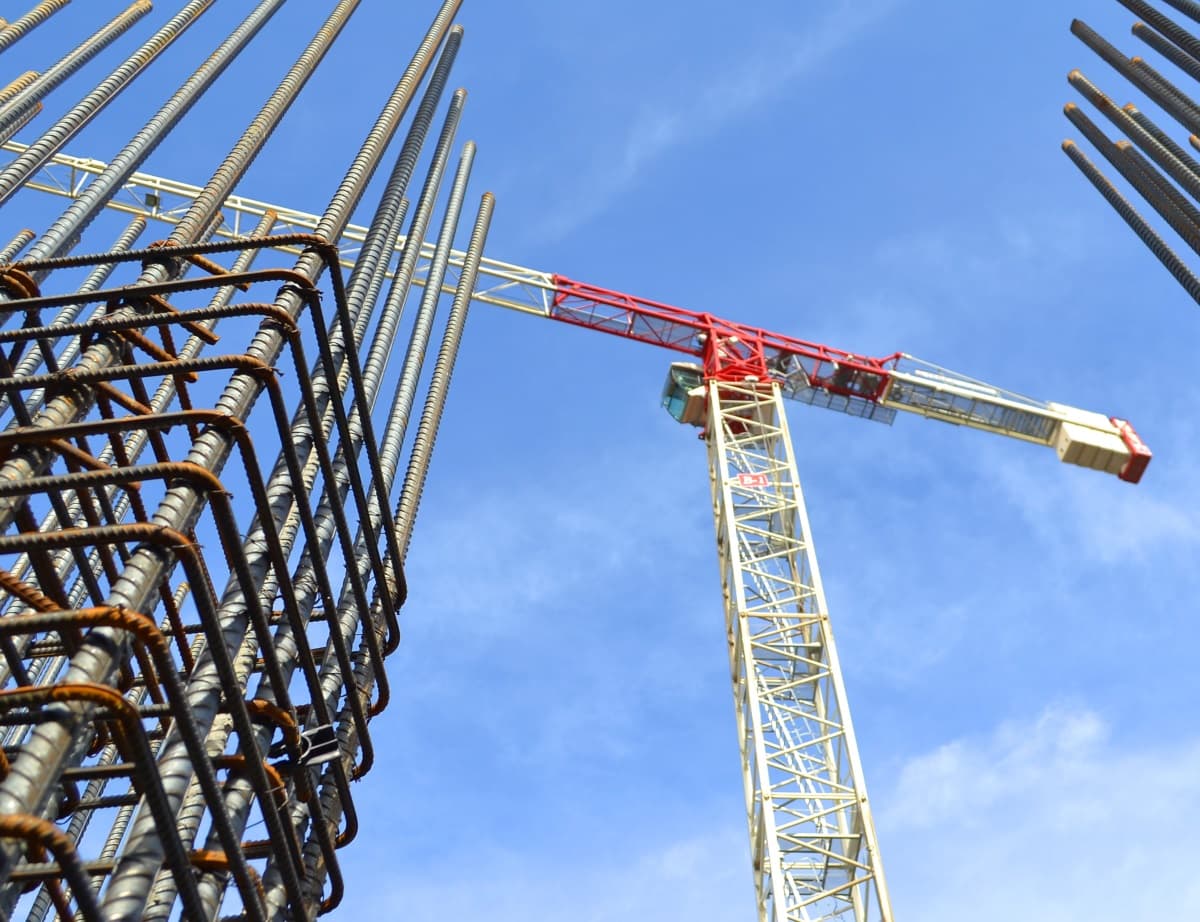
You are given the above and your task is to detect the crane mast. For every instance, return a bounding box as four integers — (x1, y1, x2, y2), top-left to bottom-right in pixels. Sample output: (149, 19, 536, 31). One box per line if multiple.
(6, 141, 1151, 922)
(707, 379, 890, 921)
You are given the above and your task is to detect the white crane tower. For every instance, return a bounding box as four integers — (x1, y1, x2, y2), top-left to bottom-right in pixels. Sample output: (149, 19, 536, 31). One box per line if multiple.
(11, 142, 1152, 922)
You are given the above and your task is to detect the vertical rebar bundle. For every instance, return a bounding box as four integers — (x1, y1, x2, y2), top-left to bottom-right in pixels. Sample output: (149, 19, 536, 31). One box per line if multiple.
(1066, 0, 1200, 304)
(0, 2, 489, 919)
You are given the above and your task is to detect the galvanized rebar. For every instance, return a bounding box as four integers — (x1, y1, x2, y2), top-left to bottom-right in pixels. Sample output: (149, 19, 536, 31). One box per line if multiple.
(0, 0, 214, 208)
(26, 0, 284, 265)
(298, 191, 494, 920)
(0, 1, 152, 144)
(0, 4, 486, 918)
(190, 87, 471, 922)
(0, 1, 72, 56)
(0, 71, 38, 108)
(0, 228, 34, 263)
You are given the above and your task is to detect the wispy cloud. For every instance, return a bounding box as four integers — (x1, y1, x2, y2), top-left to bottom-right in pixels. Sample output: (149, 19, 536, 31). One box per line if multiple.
(535, 0, 901, 243)
(984, 448, 1200, 568)
(339, 824, 748, 922)
(881, 705, 1200, 920)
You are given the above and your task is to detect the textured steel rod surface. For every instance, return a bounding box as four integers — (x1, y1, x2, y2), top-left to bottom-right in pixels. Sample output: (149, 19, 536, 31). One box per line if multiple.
(1132, 19, 1200, 82)
(0, 228, 34, 262)
(1064, 139, 1200, 302)
(396, 189, 493, 554)
(0, 0, 72, 55)
(299, 191, 494, 920)
(1065, 101, 1200, 254)
(194, 127, 473, 918)
(0, 0, 215, 208)
(26, 0, 284, 263)
(0, 3, 484, 919)
(0, 0, 152, 143)
(0, 71, 39, 108)
(1069, 4, 1200, 307)
(95, 6, 459, 917)
(78, 5, 380, 912)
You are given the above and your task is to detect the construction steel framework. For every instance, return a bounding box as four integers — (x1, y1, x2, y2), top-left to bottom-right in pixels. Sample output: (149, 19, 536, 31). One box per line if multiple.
(707, 381, 889, 920)
(1065, 0, 1200, 307)
(0, 2, 1158, 922)
(0, 2, 496, 919)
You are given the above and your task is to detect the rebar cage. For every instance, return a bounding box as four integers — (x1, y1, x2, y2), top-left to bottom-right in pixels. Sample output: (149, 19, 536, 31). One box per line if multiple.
(0, 2, 493, 918)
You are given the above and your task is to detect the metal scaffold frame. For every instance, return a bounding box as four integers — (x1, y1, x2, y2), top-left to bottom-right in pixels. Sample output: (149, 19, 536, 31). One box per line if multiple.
(706, 380, 891, 922)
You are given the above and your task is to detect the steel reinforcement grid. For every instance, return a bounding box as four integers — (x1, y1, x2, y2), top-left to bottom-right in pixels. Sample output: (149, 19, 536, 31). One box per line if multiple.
(0, 3, 491, 919)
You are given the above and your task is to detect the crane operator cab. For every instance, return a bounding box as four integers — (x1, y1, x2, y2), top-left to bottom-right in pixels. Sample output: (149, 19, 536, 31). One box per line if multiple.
(661, 362, 707, 426)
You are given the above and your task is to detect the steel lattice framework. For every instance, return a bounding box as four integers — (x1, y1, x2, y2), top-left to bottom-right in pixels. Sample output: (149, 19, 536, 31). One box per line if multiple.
(0, 2, 1162, 920)
(707, 381, 889, 922)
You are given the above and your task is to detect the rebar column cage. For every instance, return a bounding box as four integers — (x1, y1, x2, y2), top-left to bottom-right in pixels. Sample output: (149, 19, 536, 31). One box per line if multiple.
(0, 233, 409, 920)
(705, 380, 892, 922)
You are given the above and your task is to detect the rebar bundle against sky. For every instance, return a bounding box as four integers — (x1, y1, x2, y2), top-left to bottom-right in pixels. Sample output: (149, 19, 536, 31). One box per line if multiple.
(0, 3, 489, 919)
(1066, 0, 1200, 304)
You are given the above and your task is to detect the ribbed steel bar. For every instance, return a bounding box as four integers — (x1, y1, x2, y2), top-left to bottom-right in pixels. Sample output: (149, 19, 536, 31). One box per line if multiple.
(0, 228, 34, 262)
(24, 6, 463, 918)
(1133, 20, 1200, 82)
(0, 217, 147, 419)
(0, 0, 152, 144)
(1116, 0, 1200, 60)
(1124, 102, 1200, 177)
(189, 109, 472, 922)
(313, 137, 476, 743)
(0, 4, 388, 916)
(1065, 101, 1200, 253)
(342, 25, 463, 335)
(1064, 138, 1200, 302)
(0, 4, 480, 919)
(27, 0, 284, 266)
(0, 1, 72, 56)
(394, 190, 492, 555)
(1072, 19, 1200, 136)
(0, 0, 214, 208)
(1159, 0, 1200, 27)
(0, 101, 39, 144)
(1068, 4, 1200, 306)
(297, 191, 494, 921)
(81, 6, 384, 912)
(0, 71, 39, 108)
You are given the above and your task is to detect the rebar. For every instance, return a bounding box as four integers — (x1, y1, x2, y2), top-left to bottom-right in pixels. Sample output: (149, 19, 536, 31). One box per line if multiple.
(0, 3, 487, 918)
(0, 1, 72, 56)
(1068, 4, 1200, 305)
(0, 0, 215, 209)
(1063, 139, 1200, 302)
(0, 1, 152, 145)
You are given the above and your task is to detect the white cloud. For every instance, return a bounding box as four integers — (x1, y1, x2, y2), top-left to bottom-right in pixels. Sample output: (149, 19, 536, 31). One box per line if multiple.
(538, 0, 901, 242)
(986, 448, 1200, 567)
(340, 825, 749, 922)
(881, 706, 1200, 920)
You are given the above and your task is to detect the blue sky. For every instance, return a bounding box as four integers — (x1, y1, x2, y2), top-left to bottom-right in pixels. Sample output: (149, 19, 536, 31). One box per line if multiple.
(3, 1, 1199, 918)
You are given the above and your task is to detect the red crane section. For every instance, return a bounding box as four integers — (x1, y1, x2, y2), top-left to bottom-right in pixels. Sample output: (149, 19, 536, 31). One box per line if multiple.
(551, 274, 900, 398)
(550, 274, 1152, 484)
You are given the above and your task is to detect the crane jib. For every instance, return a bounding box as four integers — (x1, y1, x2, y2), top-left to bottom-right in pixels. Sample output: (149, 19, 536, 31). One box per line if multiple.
(548, 276, 1151, 483)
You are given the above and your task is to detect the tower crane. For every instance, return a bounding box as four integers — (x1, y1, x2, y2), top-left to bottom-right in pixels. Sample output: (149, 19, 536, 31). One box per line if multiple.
(7, 143, 1152, 922)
